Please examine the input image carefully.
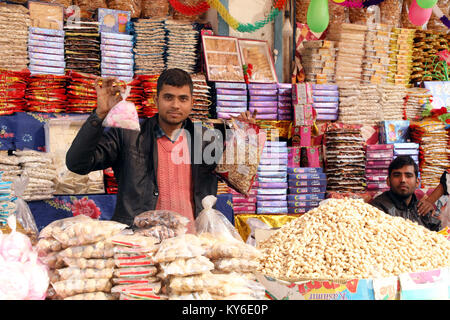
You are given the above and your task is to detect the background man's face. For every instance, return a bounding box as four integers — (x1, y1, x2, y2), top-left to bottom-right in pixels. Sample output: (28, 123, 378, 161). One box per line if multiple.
(156, 84, 193, 125)
(387, 165, 419, 198)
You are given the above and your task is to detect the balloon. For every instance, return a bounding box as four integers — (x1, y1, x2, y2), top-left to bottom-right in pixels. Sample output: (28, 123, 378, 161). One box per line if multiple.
(416, 0, 438, 9)
(307, 0, 329, 33)
(409, 0, 432, 25)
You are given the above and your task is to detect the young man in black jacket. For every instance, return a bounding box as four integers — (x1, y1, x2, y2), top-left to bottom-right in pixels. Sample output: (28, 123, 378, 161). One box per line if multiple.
(66, 68, 256, 228)
(371, 155, 441, 231)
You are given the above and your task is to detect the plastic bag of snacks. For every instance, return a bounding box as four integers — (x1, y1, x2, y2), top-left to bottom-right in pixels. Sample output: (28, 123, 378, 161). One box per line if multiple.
(12, 175, 39, 242)
(36, 237, 64, 256)
(159, 256, 214, 277)
(62, 257, 115, 269)
(134, 225, 186, 243)
(58, 241, 115, 259)
(199, 233, 261, 260)
(153, 234, 205, 263)
(39, 215, 92, 239)
(52, 220, 128, 247)
(57, 267, 114, 281)
(107, 233, 159, 249)
(103, 86, 141, 132)
(52, 278, 112, 299)
(215, 118, 266, 195)
(195, 195, 243, 242)
(64, 292, 115, 300)
(134, 210, 190, 230)
(213, 258, 259, 273)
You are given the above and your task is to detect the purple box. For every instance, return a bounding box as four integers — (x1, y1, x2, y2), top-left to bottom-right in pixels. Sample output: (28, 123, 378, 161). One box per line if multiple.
(367, 144, 395, 151)
(101, 62, 133, 71)
(248, 83, 278, 90)
(29, 27, 64, 37)
(288, 207, 314, 214)
(288, 200, 320, 207)
(255, 114, 278, 120)
(101, 38, 133, 47)
(278, 109, 292, 115)
(288, 180, 327, 187)
(312, 90, 339, 97)
(312, 84, 338, 90)
(367, 182, 389, 190)
(278, 95, 292, 102)
(288, 173, 327, 180)
(366, 175, 387, 182)
(258, 182, 288, 189)
(217, 112, 241, 119)
(101, 44, 133, 53)
(315, 108, 339, 115)
(101, 32, 134, 41)
(258, 164, 288, 171)
(313, 102, 339, 109)
(257, 188, 287, 195)
(216, 107, 247, 113)
(233, 197, 257, 204)
(287, 167, 323, 174)
(216, 88, 247, 95)
(216, 82, 247, 89)
(250, 95, 278, 102)
(216, 100, 248, 107)
(28, 46, 64, 55)
(257, 177, 287, 183)
(265, 141, 288, 146)
(278, 88, 292, 95)
(249, 107, 278, 114)
(28, 52, 65, 61)
(249, 101, 278, 107)
(249, 89, 278, 96)
(101, 68, 133, 77)
(101, 56, 134, 65)
(260, 158, 288, 165)
(278, 102, 292, 108)
(287, 193, 325, 201)
(367, 160, 392, 168)
(313, 96, 339, 103)
(277, 83, 292, 89)
(257, 201, 288, 207)
(257, 171, 288, 178)
(29, 33, 64, 43)
(261, 152, 289, 159)
(289, 187, 327, 194)
(102, 49, 134, 59)
(30, 58, 65, 68)
(317, 114, 338, 121)
(366, 168, 389, 175)
(29, 65, 65, 75)
(234, 205, 256, 212)
(278, 115, 293, 120)
(257, 195, 287, 201)
(257, 207, 288, 214)
(217, 95, 247, 102)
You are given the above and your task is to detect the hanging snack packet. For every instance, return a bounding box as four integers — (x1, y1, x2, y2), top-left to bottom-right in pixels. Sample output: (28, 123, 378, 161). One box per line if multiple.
(215, 118, 266, 195)
(102, 85, 140, 131)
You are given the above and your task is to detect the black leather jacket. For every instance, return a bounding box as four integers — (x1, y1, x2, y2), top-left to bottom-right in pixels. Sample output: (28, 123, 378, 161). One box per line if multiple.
(371, 190, 442, 231)
(66, 112, 225, 226)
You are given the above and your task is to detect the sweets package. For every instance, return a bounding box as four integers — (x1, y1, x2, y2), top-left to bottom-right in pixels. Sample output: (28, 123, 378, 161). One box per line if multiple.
(134, 210, 190, 230)
(153, 234, 205, 263)
(57, 267, 114, 280)
(58, 241, 115, 259)
(215, 118, 266, 195)
(134, 225, 185, 243)
(52, 278, 112, 299)
(64, 292, 115, 300)
(159, 256, 214, 277)
(103, 86, 140, 131)
(195, 195, 243, 242)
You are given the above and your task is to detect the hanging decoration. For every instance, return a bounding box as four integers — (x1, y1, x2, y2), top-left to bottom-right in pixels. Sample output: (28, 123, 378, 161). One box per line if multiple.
(307, 0, 330, 33)
(409, 0, 433, 26)
(416, 0, 439, 9)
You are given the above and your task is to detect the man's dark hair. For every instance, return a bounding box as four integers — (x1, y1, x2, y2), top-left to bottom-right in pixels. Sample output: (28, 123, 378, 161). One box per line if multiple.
(388, 155, 419, 178)
(156, 68, 193, 96)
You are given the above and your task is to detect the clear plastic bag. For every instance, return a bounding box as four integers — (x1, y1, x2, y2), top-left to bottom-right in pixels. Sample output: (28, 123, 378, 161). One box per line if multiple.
(195, 195, 243, 242)
(213, 258, 259, 273)
(39, 215, 92, 239)
(153, 234, 205, 263)
(133, 210, 190, 230)
(57, 267, 114, 281)
(58, 241, 115, 259)
(245, 218, 271, 247)
(52, 278, 112, 299)
(215, 118, 266, 196)
(36, 237, 64, 256)
(159, 256, 214, 277)
(107, 233, 158, 248)
(62, 257, 115, 269)
(114, 253, 156, 268)
(113, 266, 158, 278)
(198, 233, 261, 260)
(12, 175, 39, 239)
(52, 220, 128, 247)
(64, 292, 116, 300)
(168, 273, 214, 292)
(103, 86, 140, 132)
(134, 225, 185, 243)
(111, 282, 161, 295)
(379, 0, 403, 28)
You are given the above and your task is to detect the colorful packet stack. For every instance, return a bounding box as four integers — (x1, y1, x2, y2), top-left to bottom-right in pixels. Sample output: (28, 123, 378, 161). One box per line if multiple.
(338, 84, 381, 125)
(393, 142, 419, 165)
(248, 83, 278, 121)
(365, 144, 393, 193)
(132, 19, 166, 75)
(325, 124, 366, 193)
(64, 21, 101, 76)
(287, 167, 326, 214)
(312, 83, 339, 121)
(0, 69, 29, 115)
(28, 27, 65, 76)
(101, 32, 134, 82)
(378, 84, 407, 121)
(327, 23, 367, 86)
(230, 182, 257, 216)
(403, 88, 431, 122)
(26, 74, 67, 113)
(387, 28, 415, 86)
(362, 24, 391, 85)
(65, 70, 97, 113)
(164, 20, 199, 74)
(256, 141, 288, 214)
(215, 82, 247, 120)
(104, 167, 118, 194)
(190, 73, 211, 121)
(300, 40, 337, 84)
(0, 174, 14, 227)
(138, 74, 159, 118)
(277, 83, 292, 121)
(0, 2, 30, 71)
(410, 120, 450, 188)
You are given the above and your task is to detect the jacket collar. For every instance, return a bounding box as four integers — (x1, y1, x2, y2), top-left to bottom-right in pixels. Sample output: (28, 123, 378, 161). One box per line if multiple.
(387, 190, 417, 210)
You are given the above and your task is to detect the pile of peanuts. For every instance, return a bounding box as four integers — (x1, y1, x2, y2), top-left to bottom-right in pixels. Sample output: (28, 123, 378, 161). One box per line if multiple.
(257, 198, 450, 280)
